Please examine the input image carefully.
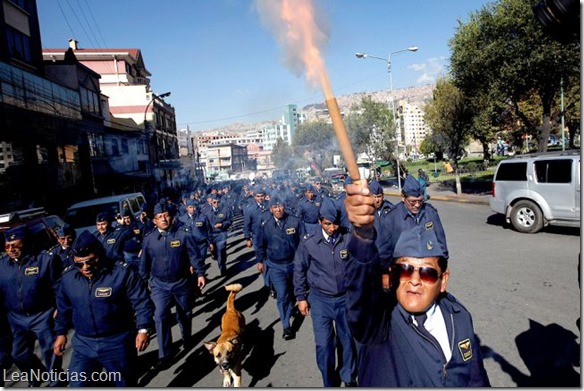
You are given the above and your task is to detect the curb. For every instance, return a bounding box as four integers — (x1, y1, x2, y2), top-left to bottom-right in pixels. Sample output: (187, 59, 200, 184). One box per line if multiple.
(383, 191, 490, 206)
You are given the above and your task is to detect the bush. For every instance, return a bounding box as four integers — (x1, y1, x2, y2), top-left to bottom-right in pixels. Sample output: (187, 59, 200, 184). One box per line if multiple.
(466, 162, 477, 172)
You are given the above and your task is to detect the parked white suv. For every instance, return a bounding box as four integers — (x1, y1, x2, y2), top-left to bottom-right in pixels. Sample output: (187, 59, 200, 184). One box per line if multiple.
(64, 193, 146, 236)
(489, 151, 580, 233)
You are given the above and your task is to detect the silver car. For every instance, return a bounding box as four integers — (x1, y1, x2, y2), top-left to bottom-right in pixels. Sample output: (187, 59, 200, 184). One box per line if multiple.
(489, 151, 580, 233)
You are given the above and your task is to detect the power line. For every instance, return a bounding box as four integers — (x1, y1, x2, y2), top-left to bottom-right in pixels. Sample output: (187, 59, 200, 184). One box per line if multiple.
(73, 0, 104, 49)
(65, 0, 99, 49)
(82, 0, 109, 48)
(56, 1, 77, 39)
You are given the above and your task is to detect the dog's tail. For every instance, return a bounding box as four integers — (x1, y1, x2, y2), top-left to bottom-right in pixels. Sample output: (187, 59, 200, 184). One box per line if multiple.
(225, 283, 242, 312)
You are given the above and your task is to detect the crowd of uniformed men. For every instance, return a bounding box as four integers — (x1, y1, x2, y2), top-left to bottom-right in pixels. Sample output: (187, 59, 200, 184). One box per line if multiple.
(0, 172, 490, 387)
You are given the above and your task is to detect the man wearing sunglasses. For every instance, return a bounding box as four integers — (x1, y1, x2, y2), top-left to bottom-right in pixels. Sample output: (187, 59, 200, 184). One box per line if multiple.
(342, 181, 490, 387)
(53, 231, 154, 386)
(0, 226, 63, 386)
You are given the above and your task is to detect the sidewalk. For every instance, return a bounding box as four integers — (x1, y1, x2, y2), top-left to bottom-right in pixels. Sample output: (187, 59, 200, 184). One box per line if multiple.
(382, 181, 491, 205)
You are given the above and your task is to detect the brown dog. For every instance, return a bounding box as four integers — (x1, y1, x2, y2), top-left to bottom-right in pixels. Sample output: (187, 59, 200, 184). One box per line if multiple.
(204, 283, 245, 387)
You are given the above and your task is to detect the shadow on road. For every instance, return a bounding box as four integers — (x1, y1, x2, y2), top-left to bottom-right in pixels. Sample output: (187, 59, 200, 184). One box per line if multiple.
(486, 213, 580, 236)
(480, 319, 580, 386)
(242, 318, 285, 387)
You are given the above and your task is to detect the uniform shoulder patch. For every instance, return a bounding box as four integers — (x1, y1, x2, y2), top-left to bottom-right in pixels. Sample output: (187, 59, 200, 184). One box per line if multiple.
(63, 265, 76, 274)
(302, 231, 315, 241)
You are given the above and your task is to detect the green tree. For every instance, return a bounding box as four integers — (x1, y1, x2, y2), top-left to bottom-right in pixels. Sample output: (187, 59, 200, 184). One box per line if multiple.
(344, 95, 396, 161)
(419, 133, 446, 161)
(292, 120, 336, 174)
(424, 77, 473, 195)
(271, 137, 295, 170)
(449, 0, 580, 152)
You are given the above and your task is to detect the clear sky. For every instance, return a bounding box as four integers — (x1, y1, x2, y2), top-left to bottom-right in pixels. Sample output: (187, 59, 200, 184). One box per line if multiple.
(37, 0, 493, 131)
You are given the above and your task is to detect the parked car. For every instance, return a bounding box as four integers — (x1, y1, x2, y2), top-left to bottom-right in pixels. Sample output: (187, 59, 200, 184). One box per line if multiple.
(64, 193, 146, 236)
(489, 151, 580, 233)
(0, 207, 65, 253)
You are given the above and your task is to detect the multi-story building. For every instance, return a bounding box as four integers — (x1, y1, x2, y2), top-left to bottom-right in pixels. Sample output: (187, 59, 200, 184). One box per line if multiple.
(400, 100, 431, 153)
(43, 39, 180, 195)
(0, 0, 104, 211)
(205, 143, 248, 180)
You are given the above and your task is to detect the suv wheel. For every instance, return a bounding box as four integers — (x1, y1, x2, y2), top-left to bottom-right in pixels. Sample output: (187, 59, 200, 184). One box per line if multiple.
(510, 200, 543, 233)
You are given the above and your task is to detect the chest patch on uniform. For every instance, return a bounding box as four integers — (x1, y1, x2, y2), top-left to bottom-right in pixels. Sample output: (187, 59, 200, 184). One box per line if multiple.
(218, 213, 224, 218)
(196, 222, 203, 227)
(286, 228, 296, 235)
(95, 287, 112, 297)
(339, 249, 348, 259)
(107, 238, 116, 244)
(170, 240, 181, 248)
(134, 229, 141, 234)
(424, 221, 434, 231)
(24, 266, 39, 275)
(315, 202, 321, 207)
(457, 338, 473, 361)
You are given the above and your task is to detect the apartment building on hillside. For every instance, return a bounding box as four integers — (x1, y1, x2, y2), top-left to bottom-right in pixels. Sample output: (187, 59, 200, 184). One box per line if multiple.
(400, 100, 431, 153)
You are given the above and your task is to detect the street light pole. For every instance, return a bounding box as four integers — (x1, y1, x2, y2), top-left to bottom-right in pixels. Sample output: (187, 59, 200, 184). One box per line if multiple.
(355, 46, 418, 193)
(144, 91, 171, 193)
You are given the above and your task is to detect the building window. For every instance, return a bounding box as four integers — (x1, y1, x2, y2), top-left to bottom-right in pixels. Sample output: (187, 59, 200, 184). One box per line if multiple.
(121, 138, 129, 154)
(80, 87, 100, 115)
(111, 139, 120, 156)
(5, 26, 32, 64)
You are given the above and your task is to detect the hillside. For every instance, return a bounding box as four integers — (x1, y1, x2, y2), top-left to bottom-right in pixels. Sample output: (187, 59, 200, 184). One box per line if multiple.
(202, 84, 434, 133)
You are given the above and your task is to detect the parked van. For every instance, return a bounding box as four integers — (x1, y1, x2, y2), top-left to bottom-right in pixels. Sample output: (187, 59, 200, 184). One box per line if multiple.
(64, 193, 146, 235)
(489, 151, 580, 233)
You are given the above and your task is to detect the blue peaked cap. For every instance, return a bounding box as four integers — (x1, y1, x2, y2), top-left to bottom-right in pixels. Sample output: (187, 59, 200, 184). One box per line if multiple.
(392, 226, 447, 259)
(369, 180, 384, 195)
(319, 197, 339, 223)
(402, 175, 422, 197)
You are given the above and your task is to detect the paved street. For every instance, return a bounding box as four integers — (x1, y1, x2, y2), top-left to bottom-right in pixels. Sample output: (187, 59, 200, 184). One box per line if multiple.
(5, 195, 580, 387)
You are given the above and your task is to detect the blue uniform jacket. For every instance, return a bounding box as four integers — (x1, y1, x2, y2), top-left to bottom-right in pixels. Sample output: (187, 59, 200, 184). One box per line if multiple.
(256, 214, 304, 264)
(344, 233, 490, 387)
(140, 225, 204, 280)
(297, 198, 322, 224)
(243, 202, 268, 241)
(93, 226, 131, 263)
(0, 251, 62, 315)
(293, 229, 350, 301)
(178, 212, 212, 245)
(50, 244, 75, 268)
(55, 261, 154, 338)
(203, 205, 233, 238)
(377, 202, 448, 269)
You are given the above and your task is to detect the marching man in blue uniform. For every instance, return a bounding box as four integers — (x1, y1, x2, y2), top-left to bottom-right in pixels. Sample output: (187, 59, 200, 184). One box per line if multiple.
(53, 231, 155, 386)
(178, 199, 212, 266)
(93, 212, 132, 263)
(377, 174, 448, 273)
(140, 203, 206, 369)
(343, 181, 490, 387)
(51, 223, 77, 268)
(297, 185, 322, 234)
(0, 226, 63, 386)
(256, 194, 305, 340)
(203, 194, 233, 276)
(293, 197, 357, 387)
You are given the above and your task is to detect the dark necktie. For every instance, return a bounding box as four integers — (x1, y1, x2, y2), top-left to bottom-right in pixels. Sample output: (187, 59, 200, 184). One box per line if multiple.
(329, 235, 335, 245)
(414, 313, 440, 347)
(276, 219, 282, 229)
